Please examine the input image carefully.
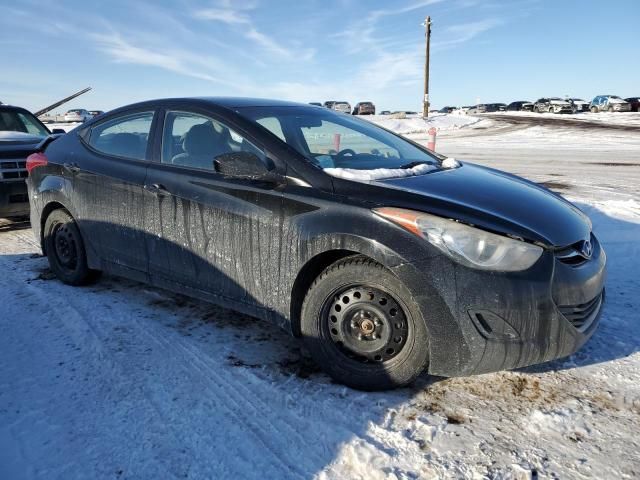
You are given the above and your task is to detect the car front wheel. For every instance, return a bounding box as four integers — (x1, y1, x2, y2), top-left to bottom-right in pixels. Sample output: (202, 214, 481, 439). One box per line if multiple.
(44, 209, 100, 285)
(301, 256, 429, 390)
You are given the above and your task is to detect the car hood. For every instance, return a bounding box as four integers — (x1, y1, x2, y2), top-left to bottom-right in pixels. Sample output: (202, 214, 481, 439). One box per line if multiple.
(608, 98, 628, 104)
(0, 131, 46, 146)
(376, 162, 590, 247)
(549, 100, 570, 105)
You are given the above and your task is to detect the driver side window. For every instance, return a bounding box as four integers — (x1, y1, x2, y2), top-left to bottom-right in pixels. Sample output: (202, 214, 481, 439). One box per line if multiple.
(300, 120, 400, 159)
(161, 111, 263, 171)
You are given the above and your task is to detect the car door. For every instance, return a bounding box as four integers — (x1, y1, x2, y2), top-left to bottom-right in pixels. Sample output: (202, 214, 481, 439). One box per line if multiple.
(143, 107, 285, 307)
(71, 109, 156, 280)
(596, 96, 604, 111)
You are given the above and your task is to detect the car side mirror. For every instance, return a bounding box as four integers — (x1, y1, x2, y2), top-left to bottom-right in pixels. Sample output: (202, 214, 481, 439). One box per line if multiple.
(51, 128, 66, 134)
(214, 151, 276, 180)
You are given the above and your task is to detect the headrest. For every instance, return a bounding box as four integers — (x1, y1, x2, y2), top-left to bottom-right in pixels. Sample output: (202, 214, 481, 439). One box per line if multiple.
(183, 123, 218, 155)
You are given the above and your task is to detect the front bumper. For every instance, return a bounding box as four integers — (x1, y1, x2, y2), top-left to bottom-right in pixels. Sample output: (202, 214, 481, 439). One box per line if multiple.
(552, 105, 573, 113)
(613, 104, 631, 112)
(0, 181, 30, 218)
(392, 235, 606, 377)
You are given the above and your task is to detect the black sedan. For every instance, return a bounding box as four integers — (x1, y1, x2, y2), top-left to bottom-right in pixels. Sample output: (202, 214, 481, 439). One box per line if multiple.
(626, 97, 640, 112)
(26, 98, 606, 390)
(506, 101, 533, 112)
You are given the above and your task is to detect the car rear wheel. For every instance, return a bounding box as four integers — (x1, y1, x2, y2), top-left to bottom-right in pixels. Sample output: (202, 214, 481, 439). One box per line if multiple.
(591, 106, 598, 113)
(548, 106, 554, 113)
(301, 256, 429, 390)
(44, 209, 100, 286)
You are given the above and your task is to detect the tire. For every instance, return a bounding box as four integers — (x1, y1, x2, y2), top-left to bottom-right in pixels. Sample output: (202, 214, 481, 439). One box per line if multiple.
(44, 209, 100, 285)
(591, 106, 598, 113)
(300, 256, 429, 390)
(534, 106, 539, 113)
(608, 106, 614, 113)
(548, 106, 554, 114)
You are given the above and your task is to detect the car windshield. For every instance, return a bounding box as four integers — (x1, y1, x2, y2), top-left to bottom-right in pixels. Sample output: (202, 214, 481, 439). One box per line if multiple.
(0, 109, 50, 137)
(610, 96, 623, 100)
(237, 105, 442, 174)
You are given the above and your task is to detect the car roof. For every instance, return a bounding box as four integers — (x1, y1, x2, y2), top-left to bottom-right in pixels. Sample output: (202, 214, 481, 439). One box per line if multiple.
(0, 104, 36, 114)
(114, 97, 314, 112)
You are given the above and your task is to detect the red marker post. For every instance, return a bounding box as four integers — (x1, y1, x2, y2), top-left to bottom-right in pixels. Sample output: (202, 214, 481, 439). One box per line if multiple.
(333, 133, 341, 152)
(427, 127, 437, 151)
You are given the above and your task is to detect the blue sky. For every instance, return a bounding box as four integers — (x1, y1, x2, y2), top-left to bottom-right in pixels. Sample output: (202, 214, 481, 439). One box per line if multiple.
(1, 0, 639, 113)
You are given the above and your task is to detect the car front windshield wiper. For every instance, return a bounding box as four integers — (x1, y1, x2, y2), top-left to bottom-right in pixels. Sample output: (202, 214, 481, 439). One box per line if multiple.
(399, 161, 434, 169)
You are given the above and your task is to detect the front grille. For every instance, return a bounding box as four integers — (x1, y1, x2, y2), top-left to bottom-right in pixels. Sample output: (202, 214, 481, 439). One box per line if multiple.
(555, 234, 595, 267)
(9, 193, 28, 203)
(0, 159, 28, 182)
(558, 292, 603, 332)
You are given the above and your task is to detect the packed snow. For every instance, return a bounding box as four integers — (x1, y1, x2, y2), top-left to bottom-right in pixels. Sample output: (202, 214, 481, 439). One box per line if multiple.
(324, 162, 437, 181)
(366, 112, 480, 135)
(1, 113, 640, 479)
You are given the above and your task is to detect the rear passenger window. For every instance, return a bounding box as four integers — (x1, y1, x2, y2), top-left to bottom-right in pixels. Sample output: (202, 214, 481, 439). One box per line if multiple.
(161, 111, 263, 171)
(89, 112, 154, 160)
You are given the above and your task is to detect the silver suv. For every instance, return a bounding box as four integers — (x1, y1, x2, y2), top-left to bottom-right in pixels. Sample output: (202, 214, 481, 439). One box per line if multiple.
(590, 95, 631, 113)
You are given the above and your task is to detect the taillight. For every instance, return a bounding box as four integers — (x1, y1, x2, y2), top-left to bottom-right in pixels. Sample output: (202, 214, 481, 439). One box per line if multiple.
(26, 152, 48, 175)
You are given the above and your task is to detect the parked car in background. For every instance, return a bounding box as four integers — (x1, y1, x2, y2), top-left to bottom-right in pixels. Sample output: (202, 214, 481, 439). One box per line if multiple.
(323, 101, 335, 109)
(459, 106, 473, 114)
(309, 102, 322, 107)
(625, 97, 640, 112)
(534, 98, 573, 114)
(0, 104, 63, 218)
(64, 109, 92, 122)
(352, 102, 376, 115)
(486, 103, 507, 112)
(467, 105, 487, 114)
(506, 101, 532, 112)
(590, 95, 631, 113)
(567, 99, 589, 113)
(438, 106, 456, 114)
(379, 110, 392, 115)
(330, 101, 351, 114)
(88, 110, 105, 118)
(26, 97, 605, 391)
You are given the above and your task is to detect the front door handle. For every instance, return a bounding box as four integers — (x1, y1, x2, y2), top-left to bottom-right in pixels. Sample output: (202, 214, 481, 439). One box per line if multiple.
(144, 183, 171, 196)
(63, 162, 80, 174)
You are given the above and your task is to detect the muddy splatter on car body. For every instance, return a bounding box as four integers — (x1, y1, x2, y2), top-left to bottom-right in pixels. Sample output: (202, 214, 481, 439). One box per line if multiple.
(26, 97, 605, 390)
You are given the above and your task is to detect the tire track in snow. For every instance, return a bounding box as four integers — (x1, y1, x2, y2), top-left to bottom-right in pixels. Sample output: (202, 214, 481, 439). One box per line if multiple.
(0, 246, 306, 478)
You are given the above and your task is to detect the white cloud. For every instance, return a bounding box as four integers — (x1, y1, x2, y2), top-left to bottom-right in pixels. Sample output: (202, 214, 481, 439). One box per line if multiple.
(433, 18, 503, 49)
(193, 8, 250, 25)
(334, 0, 447, 54)
(90, 32, 229, 85)
(192, 4, 314, 60)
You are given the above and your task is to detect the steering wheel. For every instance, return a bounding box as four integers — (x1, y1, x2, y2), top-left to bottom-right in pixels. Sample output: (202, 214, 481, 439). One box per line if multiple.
(336, 148, 357, 159)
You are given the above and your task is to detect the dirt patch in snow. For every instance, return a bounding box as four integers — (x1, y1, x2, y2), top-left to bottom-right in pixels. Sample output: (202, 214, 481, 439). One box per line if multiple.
(485, 113, 640, 132)
(585, 162, 640, 167)
(538, 180, 573, 191)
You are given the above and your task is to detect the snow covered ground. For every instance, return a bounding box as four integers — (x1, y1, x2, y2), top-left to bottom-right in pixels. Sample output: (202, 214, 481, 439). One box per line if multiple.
(2, 114, 640, 479)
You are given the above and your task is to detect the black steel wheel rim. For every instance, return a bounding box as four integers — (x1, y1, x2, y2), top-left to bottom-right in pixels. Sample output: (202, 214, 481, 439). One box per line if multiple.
(324, 286, 409, 363)
(53, 223, 78, 271)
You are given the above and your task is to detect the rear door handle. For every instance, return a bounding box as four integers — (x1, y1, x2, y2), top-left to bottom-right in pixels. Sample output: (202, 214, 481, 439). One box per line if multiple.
(144, 183, 171, 196)
(63, 162, 80, 174)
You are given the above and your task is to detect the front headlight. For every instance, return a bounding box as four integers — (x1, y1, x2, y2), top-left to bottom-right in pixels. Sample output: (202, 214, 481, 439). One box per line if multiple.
(375, 207, 544, 272)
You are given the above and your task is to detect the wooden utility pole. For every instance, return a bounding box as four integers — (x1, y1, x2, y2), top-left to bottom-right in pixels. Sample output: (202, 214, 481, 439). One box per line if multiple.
(422, 16, 431, 118)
